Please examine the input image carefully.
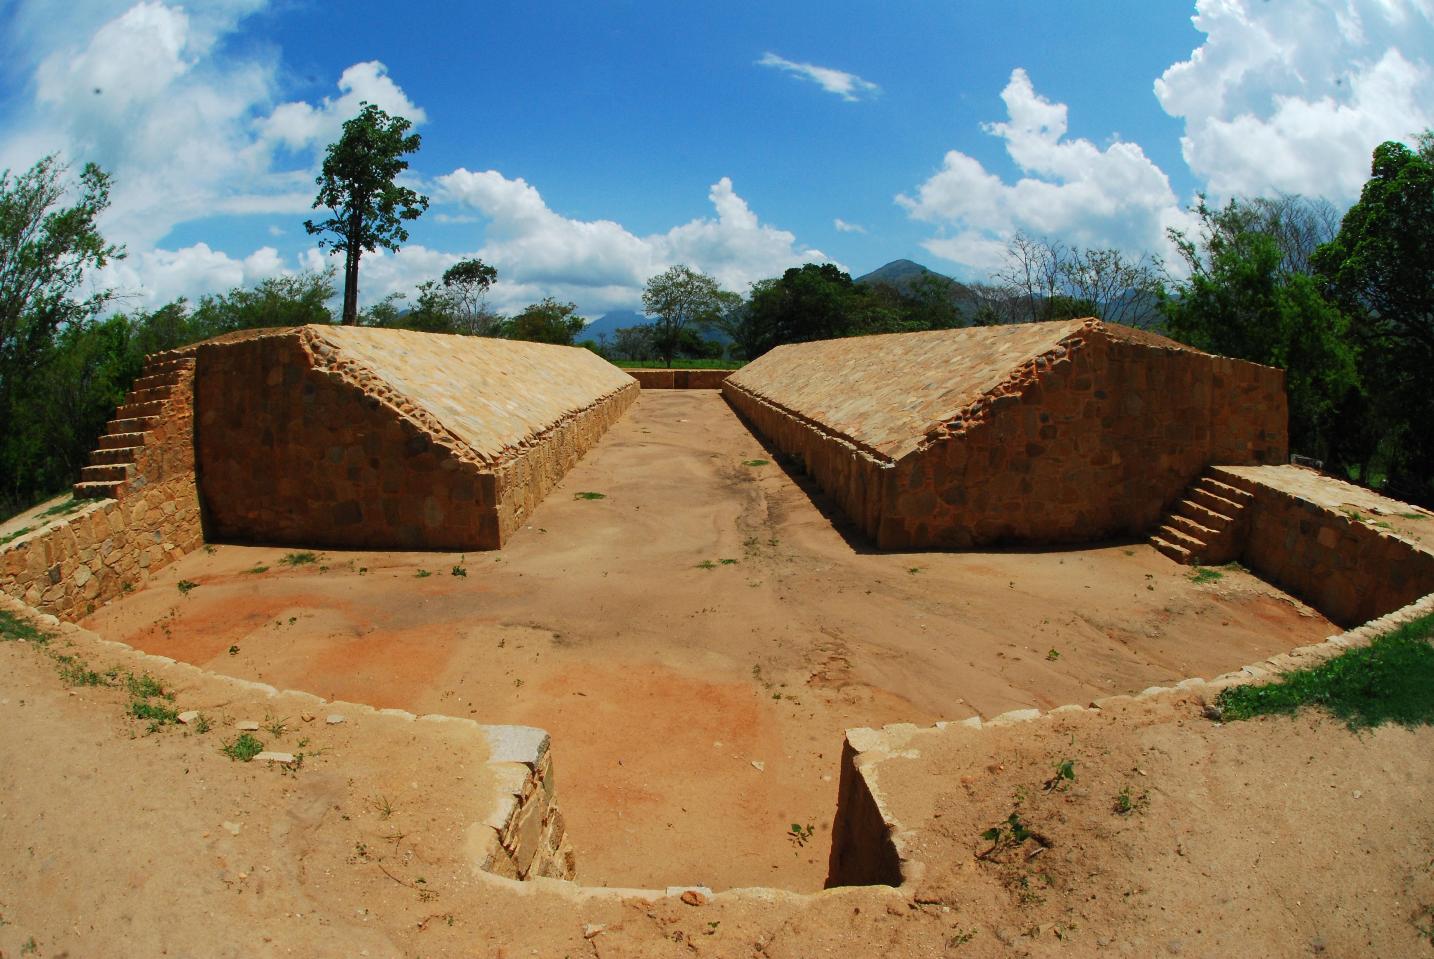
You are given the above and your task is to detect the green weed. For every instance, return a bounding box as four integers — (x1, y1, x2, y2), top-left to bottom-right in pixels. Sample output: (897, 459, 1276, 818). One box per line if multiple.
(263, 716, 289, 738)
(56, 656, 106, 687)
(0, 525, 35, 546)
(1189, 566, 1223, 584)
(222, 732, 264, 762)
(37, 497, 83, 519)
(695, 560, 717, 570)
(573, 491, 606, 500)
(1215, 612, 1434, 729)
(244, 564, 269, 574)
(742, 459, 770, 467)
(1044, 759, 1076, 792)
(1046, 648, 1061, 661)
(1114, 786, 1149, 816)
(130, 699, 180, 729)
(451, 565, 467, 577)
(177, 579, 198, 595)
(124, 672, 168, 700)
(0, 610, 48, 644)
(719, 558, 738, 565)
(279, 551, 318, 566)
(788, 822, 815, 847)
(415, 569, 432, 578)
(194, 713, 213, 734)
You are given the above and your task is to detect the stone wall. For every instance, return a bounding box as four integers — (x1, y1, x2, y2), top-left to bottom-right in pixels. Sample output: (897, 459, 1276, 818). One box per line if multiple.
(0, 360, 202, 620)
(470, 726, 577, 881)
(626, 369, 733, 389)
(878, 330, 1286, 549)
(826, 734, 903, 888)
(726, 322, 1285, 552)
(1215, 467, 1434, 627)
(196, 329, 637, 550)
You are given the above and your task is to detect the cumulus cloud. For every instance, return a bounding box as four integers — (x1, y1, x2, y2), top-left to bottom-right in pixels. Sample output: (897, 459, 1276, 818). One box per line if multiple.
(833, 218, 866, 234)
(261, 61, 426, 151)
(1156, 0, 1434, 201)
(437, 170, 830, 312)
(757, 52, 880, 102)
(897, 68, 1186, 273)
(99, 243, 293, 309)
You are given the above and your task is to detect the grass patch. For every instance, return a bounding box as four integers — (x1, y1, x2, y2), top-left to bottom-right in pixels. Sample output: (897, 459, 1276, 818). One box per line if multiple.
(36, 496, 84, 519)
(129, 699, 180, 727)
(1188, 566, 1223, 584)
(573, 491, 606, 500)
(279, 551, 318, 566)
(0, 525, 35, 546)
(56, 655, 106, 687)
(610, 359, 743, 370)
(742, 459, 769, 467)
(222, 732, 264, 762)
(451, 564, 467, 577)
(414, 569, 432, 578)
(177, 579, 198, 595)
(0, 610, 49, 644)
(124, 672, 169, 700)
(244, 564, 269, 574)
(1215, 613, 1434, 730)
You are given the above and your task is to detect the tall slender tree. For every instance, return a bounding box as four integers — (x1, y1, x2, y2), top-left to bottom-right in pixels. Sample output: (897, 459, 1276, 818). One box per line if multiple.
(305, 103, 428, 325)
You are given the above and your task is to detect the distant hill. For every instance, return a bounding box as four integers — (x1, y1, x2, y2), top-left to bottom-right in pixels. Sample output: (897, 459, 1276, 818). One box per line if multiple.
(856, 259, 981, 317)
(578, 309, 646, 343)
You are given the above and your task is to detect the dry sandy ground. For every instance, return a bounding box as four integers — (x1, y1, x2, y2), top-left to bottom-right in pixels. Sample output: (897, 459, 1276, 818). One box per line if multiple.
(80, 391, 1335, 893)
(3, 613, 1432, 959)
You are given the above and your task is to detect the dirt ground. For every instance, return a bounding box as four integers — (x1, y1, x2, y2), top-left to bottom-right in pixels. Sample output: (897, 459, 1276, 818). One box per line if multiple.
(4, 614, 1432, 959)
(78, 391, 1335, 893)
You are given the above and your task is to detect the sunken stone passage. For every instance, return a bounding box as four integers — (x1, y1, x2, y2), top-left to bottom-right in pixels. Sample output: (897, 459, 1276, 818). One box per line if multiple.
(724, 319, 1287, 550)
(195, 326, 638, 551)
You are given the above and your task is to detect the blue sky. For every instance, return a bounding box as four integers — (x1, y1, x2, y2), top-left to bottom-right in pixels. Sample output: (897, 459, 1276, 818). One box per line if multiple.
(2, 0, 1431, 319)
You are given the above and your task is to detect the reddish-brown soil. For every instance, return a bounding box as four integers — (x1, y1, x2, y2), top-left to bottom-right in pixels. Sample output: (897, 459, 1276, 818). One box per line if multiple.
(83, 391, 1334, 892)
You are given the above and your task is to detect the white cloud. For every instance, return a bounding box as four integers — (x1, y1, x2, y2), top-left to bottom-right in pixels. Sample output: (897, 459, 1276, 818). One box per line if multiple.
(897, 69, 1186, 273)
(833, 218, 866, 234)
(757, 52, 880, 102)
(261, 61, 426, 151)
(1156, 0, 1434, 201)
(438, 170, 830, 311)
(100, 242, 292, 309)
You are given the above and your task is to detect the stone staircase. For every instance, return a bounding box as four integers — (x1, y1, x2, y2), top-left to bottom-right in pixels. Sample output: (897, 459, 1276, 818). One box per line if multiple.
(73, 353, 195, 500)
(1149, 470, 1255, 565)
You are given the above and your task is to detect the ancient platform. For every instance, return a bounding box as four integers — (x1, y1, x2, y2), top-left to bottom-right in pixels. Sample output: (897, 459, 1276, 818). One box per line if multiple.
(194, 326, 638, 550)
(724, 319, 1287, 549)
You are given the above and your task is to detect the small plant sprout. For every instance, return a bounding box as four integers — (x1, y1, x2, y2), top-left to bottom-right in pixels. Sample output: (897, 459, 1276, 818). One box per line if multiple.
(194, 714, 214, 734)
(1044, 758, 1076, 792)
(742, 459, 769, 467)
(1189, 566, 1223, 584)
(415, 569, 432, 578)
(979, 811, 1049, 860)
(228, 644, 240, 656)
(574, 491, 606, 500)
(177, 579, 198, 595)
(1046, 648, 1061, 661)
(451, 564, 467, 577)
(696, 560, 717, 570)
(788, 822, 815, 847)
(1114, 786, 1149, 816)
(223, 733, 264, 762)
(279, 551, 318, 566)
(371, 795, 395, 819)
(263, 716, 289, 738)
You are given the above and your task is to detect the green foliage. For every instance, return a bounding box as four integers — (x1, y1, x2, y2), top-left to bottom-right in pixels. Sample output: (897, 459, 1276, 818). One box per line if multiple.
(641, 265, 727, 367)
(1215, 613, 1434, 729)
(188, 270, 335, 337)
(1189, 566, 1223, 584)
(279, 551, 318, 566)
(1161, 195, 1359, 465)
(223, 732, 265, 762)
(1313, 137, 1434, 504)
(0, 610, 48, 644)
(177, 579, 198, 595)
(305, 102, 428, 325)
(502, 297, 584, 345)
(573, 491, 606, 500)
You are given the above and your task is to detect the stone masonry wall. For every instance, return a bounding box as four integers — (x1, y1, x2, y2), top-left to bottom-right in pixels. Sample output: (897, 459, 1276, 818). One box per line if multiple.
(1217, 468, 1434, 627)
(876, 329, 1286, 549)
(0, 361, 202, 619)
(196, 331, 502, 550)
(197, 329, 638, 551)
(626, 369, 733, 389)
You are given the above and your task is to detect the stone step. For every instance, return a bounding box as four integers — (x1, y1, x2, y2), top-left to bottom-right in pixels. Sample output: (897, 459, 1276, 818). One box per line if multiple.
(89, 446, 141, 466)
(79, 463, 132, 484)
(105, 415, 159, 435)
(1149, 535, 1193, 564)
(1210, 469, 1259, 495)
(1190, 486, 1244, 516)
(132, 373, 182, 392)
(1175, 498, 1234, 530)
(143, 355, 194, 374)
(73, 480, 121, 500)
(1167, 514, 1219, 543)
(126, 385, 174, 405)
(114, 400, 164, 420)
(1198, 477, 1253, 505)
(97, 431, 145, 450)
(1155, 524, 1206, 554)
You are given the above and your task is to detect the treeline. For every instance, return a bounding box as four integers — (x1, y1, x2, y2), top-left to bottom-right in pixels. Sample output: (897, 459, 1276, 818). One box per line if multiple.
(2, 135, 1431, 516)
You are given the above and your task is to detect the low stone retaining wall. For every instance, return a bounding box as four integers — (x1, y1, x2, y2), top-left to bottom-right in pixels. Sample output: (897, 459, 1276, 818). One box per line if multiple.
(626, 369, 733, 389)
(1213, 466, 1434, 627)
(1, 360, 201, 620)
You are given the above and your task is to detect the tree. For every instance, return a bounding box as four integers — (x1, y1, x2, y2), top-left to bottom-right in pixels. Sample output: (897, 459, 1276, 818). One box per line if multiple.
(0, 156, 121, 394)
(188, 269, 335, 339)
(501, 297, 584, 345)
(992, 233, 1161, 327)
(442, 258, 501, 335)
(305, 102, 428, 325)
(641, 265, 724, 367)
(1312, 136, 1434, 503)
(1161, 197, 1358, 467)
